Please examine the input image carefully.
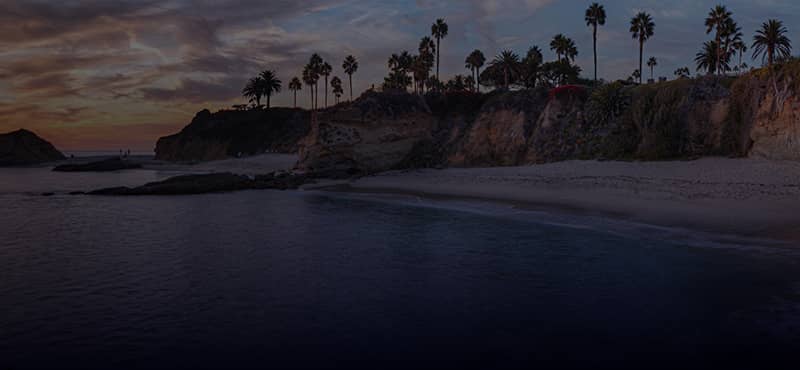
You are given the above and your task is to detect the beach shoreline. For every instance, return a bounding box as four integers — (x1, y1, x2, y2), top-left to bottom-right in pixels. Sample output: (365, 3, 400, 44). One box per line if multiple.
(310, 158, 800, 243)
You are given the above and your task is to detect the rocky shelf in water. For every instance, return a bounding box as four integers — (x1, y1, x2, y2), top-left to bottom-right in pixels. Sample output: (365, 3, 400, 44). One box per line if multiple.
(86, 172, 313, 196)
(53, 158, 143, 172)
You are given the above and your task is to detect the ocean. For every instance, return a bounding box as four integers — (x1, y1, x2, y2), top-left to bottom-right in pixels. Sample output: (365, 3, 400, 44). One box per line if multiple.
(1, 166, 799, 369)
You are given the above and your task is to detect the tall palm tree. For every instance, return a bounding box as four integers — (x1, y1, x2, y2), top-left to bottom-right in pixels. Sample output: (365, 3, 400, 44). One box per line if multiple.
(330, 76, 343, 105)
(418, 37, 436, 92)
(289, 77, 302, 108)
(752, 19, 792, 66)
(431, 18, 449, 87)
(491, 50, 520, 89)
(647, 57, 658, 80)
(302, 65, 317, 110)
(733, 40, 748, 73)
(465, 50, 486, 92)
(242, 77, 264, 107)
(320, 62, 332, 108)
(309, 54, 323, 109)
(585, 3, 606, 82)
(705, 5, 732, 75)
(258, 70, 282, 109)
(342, 55, 358, 101)
(550, 34, 578, 63)
(630, 12, 655, 84)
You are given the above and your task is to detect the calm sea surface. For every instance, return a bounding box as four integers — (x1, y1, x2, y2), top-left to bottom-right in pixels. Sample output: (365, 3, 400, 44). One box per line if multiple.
(1, 166, 799, 369)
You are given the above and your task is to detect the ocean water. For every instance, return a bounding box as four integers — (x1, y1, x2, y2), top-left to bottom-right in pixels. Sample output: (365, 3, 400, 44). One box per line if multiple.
(1, 167, 799, 369)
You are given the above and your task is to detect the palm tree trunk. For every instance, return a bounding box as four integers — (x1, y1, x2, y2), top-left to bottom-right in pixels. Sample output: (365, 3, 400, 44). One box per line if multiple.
(349, 74, 353, 101)
(476, 66, 480, 93)
(267, 95, 270, 109)
(504, 69, 509, 89)
(309, 87, 313, 110)
(324, 76, 328, 108)
(639, 40, 644, 84)
(769, 45, 774, 66)
(650, 66, 654, 80)
(294, 91, 297, 108)
(716, 32, 721, 76)
(593, 26, 598, 82)
(436, 37, 441, 89)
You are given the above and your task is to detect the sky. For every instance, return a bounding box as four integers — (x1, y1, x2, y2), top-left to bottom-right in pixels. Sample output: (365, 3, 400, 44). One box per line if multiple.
(2, 0, 799, 151)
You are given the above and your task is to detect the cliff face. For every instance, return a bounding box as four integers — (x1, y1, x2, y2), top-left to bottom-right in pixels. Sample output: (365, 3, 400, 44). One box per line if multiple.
(158, 63, 800, 172)
(297, 78, 755, 175)
(736, 65, 800, 160)
(0, 129, 65, 166)
(297, 92, 438, 176)
(155, 108, 310, 161)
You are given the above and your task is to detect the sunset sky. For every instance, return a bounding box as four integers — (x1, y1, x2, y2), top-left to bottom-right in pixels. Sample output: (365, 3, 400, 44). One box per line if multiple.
(2, 0, 798, 151)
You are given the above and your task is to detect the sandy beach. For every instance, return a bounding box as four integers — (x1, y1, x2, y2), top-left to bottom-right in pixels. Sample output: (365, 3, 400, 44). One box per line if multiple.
(328, 158, 800, 241)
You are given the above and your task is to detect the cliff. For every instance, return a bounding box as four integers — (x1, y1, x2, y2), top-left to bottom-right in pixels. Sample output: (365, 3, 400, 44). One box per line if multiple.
(156, 63, 800, 173)
(297, 91, 440, 177)
(0, 129, 65, 166)
(297, 77, 759, 175)
(155, 108, 310, 161)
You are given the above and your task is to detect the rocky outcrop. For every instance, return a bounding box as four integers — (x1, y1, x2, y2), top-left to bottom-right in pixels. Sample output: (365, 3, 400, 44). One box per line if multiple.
(297, 91, 438, 177)
(155, 108, 310, 162)
(737, 65, 800, 160)
(0, 129, 65, 166)
(53, 158, 142, 172)
(297, 77, 760, 175)
(88, 172, 312, 196)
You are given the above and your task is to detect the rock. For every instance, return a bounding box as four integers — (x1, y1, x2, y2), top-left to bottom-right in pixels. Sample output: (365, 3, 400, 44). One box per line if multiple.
(297, 91, 438, 177)
(53, 158, 143, 172)
(155, 108, 310, 162)
(88, 172, 313, 196)
(0, 129, 65, 166)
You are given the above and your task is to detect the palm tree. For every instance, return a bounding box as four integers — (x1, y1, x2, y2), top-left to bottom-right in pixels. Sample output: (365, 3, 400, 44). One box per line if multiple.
(647, 57, 658, 81)
(258, 70, 282, 109)
(464, 75, 476, 92)
(330, 76, 343, 105)
(242, 77, 264, 108)
(705, 5, 732, 75)
(752, 19, 792, 66)
(342, 55, 358, 101)
(431, 18, 449, 87)
(465, 50, 486, 92)
(491, 50, 520, 89)
(550, 34, 578, 63)
(320, 62, 332, 108)
(302, 65, 317, 109)
(289, 77, 302, 108)
(309, 54, 323, 109)
(630, 12, 655, 84)
(674, 67, 691, 79)
(733, 39, 748, 73)
(585, 3, 607, 82)
(418, 37, 436, 92)
(695, 40, 728, 75)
